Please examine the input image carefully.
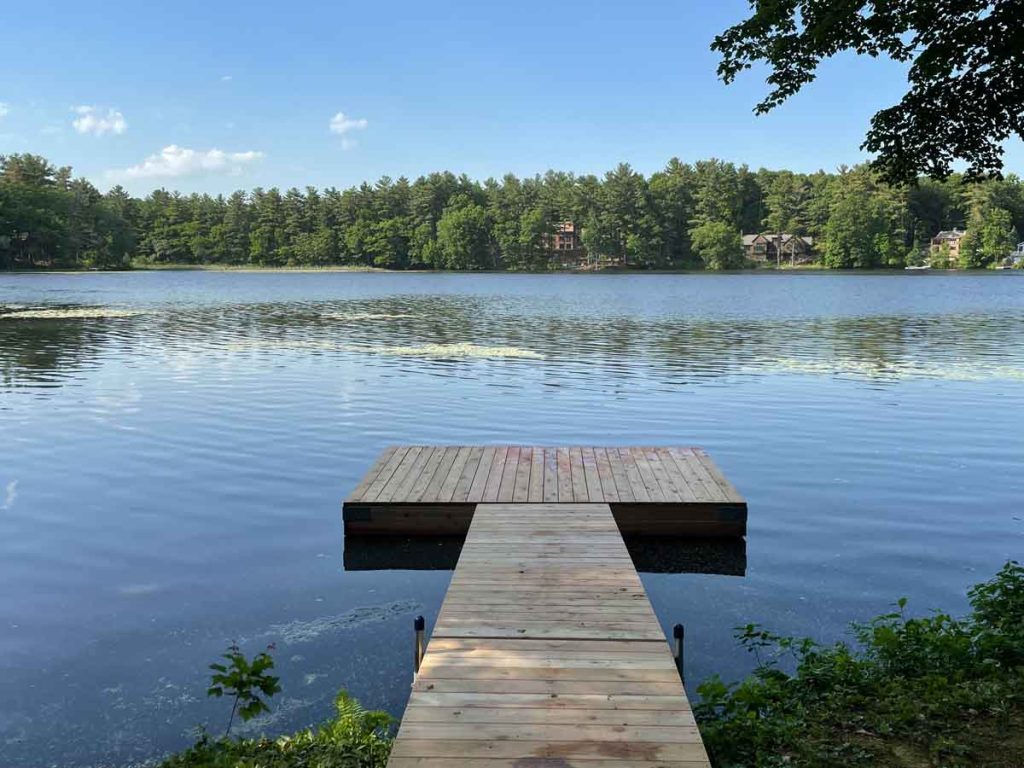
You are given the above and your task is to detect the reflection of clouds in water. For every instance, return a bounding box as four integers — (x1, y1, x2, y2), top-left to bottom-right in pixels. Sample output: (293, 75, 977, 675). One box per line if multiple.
(118, 583, 163, 597)
(1, 480, 17, 510)
(1, 308, 143, 319)
(225, 339, 338, 353)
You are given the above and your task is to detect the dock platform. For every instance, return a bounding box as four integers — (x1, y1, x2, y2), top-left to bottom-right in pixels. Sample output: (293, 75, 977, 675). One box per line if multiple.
(387, 502, 712, 767)
(344, 445, 746, 767)
(344, 446, 746, 537)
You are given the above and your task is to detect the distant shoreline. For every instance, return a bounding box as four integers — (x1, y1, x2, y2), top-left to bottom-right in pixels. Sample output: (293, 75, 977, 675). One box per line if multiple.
(2, 264, 1013, 276)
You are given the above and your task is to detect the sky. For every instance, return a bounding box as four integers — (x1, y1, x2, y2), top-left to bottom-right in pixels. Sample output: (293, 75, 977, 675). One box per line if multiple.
(1, 0, 1021, 196)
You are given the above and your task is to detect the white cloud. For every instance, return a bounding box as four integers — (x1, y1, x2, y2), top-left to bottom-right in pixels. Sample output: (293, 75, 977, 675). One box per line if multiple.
(221, 75, 233, 82)
(329, 111, 368, 135)
(0, 103, 9, 119)
(108, 144, 264, 180)
(72, 105, 127, 136)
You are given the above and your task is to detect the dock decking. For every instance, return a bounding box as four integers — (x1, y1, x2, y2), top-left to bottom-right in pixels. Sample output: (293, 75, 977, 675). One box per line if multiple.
(345, 445, 744, 767)
(387, 503, 711, 767)
(345, 446, 746, 536)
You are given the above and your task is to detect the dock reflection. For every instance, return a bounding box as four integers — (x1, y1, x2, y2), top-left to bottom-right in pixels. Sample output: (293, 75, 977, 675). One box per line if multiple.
(344, 534, 746, 576)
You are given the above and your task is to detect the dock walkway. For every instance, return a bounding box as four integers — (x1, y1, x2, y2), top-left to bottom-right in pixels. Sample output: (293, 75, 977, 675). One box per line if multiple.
(386, 502, 711, 767)
(344, 446, 744, 767)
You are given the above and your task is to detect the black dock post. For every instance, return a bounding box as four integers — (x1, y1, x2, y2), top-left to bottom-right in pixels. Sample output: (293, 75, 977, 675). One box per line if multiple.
(673, 623, 685, 684)
(414, 615, 426, 672)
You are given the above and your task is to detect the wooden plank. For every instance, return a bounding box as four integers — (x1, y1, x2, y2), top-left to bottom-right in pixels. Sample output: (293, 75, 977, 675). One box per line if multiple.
(512, 447, 533, 503)
(542, 448, 558, 503)
(691, 447, 744, 502)
(497, 447, 520, 503)
(381, 445, 431, 503)
(482, 446, 508, 503)
(390, 739, 708, 760)
(556, 447, 573, 503)
(390, 758, 707, 768)
(406, 447, 443, 502)
(527, 448, 545, 503)
(466, 446, 496, 502)
(438, 446, 473, 503)
(644, 448, 683, 502)
(671, 447, 725, 503)
(451, 446, 484, 504)
(361, 446, 411, 502)
(420, 447, 458, 503)
(629, 447, 665, 503)
(401, 706, 696, 725)
(595, 447, 622, 503)
(656, 447, 700, 502)
(581, 447, 604, 502)
(617, 447, 650, 503)
(604, 447, 635, 504)
(569, 447, 587, 503)
(347, 446, 396, 501)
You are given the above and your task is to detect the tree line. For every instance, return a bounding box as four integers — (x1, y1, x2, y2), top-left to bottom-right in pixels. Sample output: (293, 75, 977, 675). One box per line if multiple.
(1, 153, 1022, 271)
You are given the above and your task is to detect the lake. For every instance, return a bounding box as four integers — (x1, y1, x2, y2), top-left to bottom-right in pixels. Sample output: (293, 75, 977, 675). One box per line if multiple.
(1, 270, 1022, 767)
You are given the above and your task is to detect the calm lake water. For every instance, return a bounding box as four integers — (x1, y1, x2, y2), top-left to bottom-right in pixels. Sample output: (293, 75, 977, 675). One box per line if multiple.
(1, 270, 1022, 766)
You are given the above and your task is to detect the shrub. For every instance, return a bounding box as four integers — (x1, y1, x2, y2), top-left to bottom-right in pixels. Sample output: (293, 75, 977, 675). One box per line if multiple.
(159, 691, 393, 768)
(695, 562, 1024, 767)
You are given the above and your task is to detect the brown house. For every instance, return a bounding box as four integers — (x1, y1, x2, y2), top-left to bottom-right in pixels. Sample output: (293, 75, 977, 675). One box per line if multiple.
(547, 221, 588, 266)
(742, 233, 816, 265)
(929, 229, 965, 265)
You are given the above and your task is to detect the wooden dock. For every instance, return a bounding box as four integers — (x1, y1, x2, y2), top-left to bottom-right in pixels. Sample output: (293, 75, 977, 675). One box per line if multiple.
(345, 445, 745, 767)
(387, 503, 711, 767)
(344, 446, 746, 537)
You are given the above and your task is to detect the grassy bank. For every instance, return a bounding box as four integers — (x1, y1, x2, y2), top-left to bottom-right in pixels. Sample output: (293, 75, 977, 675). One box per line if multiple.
(157, 563, 1022, 768)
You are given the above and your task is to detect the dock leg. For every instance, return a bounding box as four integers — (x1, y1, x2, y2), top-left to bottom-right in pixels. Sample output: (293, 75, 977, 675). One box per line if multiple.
(414, 615, 425, 673)
(673, 623, 685, 684)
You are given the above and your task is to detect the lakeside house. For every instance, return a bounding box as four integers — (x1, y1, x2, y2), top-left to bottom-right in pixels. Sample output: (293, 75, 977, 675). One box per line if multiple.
(930, 229, 966, 266)
(742, 233, 816, 265)
(548, 221, 590, 267)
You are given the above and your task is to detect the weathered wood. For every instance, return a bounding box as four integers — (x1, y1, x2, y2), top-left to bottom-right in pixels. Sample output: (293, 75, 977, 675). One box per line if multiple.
(386, 502, 711, 767)
(345, 449, 746, 763)
(482, 446, 508, 503)
(344, 446, 745, 536)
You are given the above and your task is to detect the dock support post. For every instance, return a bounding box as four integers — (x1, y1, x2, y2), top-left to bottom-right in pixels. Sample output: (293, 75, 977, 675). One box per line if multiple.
(673, 623, 685, 684)
(414, 615, 425, 672)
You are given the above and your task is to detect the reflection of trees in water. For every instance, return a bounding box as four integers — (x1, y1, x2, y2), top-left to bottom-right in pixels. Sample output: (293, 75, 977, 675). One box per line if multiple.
(3, 296, 1023, 397)
(0, 316, 113, 391)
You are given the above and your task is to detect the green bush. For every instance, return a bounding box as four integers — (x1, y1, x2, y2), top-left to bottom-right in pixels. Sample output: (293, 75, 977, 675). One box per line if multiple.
(695, 562, 1024, 767)
(159, 692, 393, 768)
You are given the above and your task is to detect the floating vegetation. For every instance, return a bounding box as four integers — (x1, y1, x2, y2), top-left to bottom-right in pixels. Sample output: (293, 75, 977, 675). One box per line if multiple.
(267, 600, 421, 645)
(0, 307, 143, 320)
(757, 356, 1024, 382)
(360, 342, 545, 360)
(322, 312, 411, 321)
(223, 339, 545, 360)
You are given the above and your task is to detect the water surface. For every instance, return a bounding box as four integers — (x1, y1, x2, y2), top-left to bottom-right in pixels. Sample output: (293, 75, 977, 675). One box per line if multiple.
(1, 271, 1022, 766)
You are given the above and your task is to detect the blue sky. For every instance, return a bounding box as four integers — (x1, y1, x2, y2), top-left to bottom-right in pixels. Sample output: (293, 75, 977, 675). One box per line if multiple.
(1, 0, 1020, 195)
